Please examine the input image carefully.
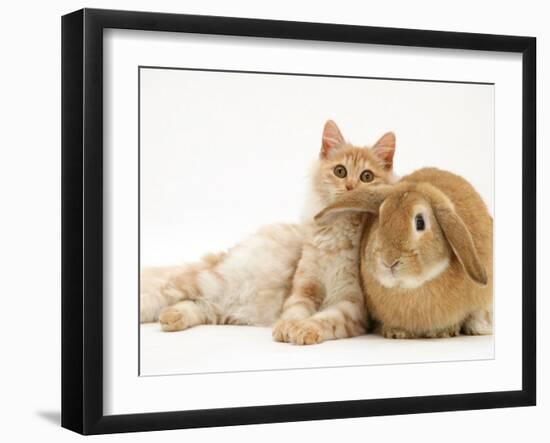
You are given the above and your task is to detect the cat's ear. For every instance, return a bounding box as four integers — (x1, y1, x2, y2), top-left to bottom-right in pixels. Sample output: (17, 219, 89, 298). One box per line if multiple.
(321, 120, 345, 159)
(372, 132, 396, 170)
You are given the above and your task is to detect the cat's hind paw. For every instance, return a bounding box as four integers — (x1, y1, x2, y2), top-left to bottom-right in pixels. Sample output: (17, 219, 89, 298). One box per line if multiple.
(159, 306, 190, 332)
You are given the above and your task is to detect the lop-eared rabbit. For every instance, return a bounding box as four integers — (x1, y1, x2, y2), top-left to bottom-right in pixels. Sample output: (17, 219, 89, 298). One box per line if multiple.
(315, 168, 493, 338)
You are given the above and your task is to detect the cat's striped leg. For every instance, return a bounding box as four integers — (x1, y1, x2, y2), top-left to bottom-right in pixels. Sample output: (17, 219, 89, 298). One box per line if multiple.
(285, 295, 366, 345)
(156, 253, 227, 331)
(159, 299, 218, 332)
(272, 278, 323, 342)
(140, 252, 226, 324)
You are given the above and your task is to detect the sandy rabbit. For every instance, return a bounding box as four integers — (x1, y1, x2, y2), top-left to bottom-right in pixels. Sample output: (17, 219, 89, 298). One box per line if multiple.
(315, 167, 493, 338)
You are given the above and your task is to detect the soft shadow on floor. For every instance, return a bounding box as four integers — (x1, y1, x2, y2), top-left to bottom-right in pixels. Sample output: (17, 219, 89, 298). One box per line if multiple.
(36, 410, 61, 426)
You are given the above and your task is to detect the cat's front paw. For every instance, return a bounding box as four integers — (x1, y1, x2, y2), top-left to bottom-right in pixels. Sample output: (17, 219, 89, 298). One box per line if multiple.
(287, 319, 324, 345)
(272, 319, 298, 342)
(159, 306, 189, 332)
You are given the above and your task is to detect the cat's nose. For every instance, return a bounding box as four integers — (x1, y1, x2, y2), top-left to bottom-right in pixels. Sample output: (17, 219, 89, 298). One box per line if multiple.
(346, 183, 355, 191)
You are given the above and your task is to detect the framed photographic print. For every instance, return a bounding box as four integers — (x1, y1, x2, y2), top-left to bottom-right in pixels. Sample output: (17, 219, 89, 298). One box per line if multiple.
(61, 8, 536, 435)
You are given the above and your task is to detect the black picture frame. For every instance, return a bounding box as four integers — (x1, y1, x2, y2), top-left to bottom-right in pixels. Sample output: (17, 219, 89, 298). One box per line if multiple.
(61, 8, 536, 435)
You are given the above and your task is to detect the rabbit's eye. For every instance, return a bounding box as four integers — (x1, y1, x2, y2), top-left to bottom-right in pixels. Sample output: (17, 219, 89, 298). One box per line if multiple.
(360, 169, 374, 183)
(333, 165, 347, 178)
(415, 214, 425, 231)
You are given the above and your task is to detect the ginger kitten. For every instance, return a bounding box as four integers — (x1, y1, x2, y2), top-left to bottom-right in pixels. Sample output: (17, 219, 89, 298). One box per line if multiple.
(272, 121, 397, 344)
(140, 120, 396, 345)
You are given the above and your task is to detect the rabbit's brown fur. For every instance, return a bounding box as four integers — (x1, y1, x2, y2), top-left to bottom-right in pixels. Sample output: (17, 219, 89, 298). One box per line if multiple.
(316, 167, 493, 338)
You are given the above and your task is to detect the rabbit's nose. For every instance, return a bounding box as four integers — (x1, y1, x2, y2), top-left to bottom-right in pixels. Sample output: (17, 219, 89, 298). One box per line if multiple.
(383, 259, 401, 270)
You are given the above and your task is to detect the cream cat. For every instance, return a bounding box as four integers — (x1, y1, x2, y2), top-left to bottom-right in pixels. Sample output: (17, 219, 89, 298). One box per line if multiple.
(140, 121, 397, 344)
(272, 122, 397, 344)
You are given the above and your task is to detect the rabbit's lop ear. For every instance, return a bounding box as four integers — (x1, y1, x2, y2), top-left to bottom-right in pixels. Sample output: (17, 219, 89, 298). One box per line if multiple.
(433, 202, 488, 285)
(314, 185, 392, 225)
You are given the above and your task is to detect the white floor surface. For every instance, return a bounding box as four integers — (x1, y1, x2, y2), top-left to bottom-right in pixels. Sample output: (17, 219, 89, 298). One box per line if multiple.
(140, 323, 494, 376)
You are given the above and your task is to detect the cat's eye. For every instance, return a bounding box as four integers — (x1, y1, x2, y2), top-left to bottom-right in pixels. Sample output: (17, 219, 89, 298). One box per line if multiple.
(415, 214, 425, 231)
(360, 169, 374, 183)
(333, 165, 347, 178)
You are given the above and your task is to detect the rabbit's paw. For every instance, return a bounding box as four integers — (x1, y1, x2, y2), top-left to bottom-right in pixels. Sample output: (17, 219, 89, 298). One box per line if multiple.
(462, 310, 493, 335)
(425, 324, 460, 338)
(381, 326, 415, 339)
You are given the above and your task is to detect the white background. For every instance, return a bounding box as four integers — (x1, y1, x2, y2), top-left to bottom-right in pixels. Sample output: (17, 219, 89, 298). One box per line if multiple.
(0, 1, 547, 442)
(137, 52, 495, 378)
(140, 67, 494, 266)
